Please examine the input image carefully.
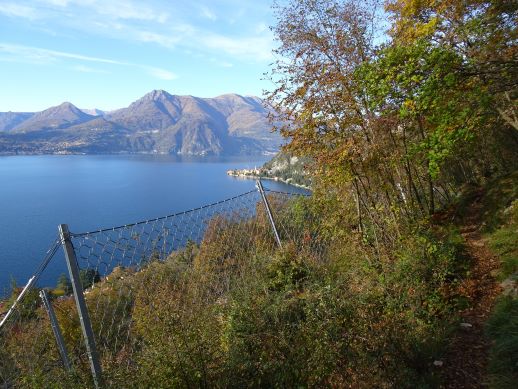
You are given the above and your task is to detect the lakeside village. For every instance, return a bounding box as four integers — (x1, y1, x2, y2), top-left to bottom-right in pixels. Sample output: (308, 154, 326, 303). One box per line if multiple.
(226, 167, 310, 189)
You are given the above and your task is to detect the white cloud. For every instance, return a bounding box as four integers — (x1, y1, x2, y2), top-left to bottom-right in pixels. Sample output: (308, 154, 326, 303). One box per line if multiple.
(200, 5, 216, 21)
(200, 33, 274, 61)
(146, 67, 177, 80)
(2, 1, 276, 64)
(43, 0, 70, 6)
(0, 43, 177, 80)
(97, 1, 169, 23)
(0, 3, 39, 19)
(73, 64, 108, 73)
(0, 43, 127, 65)
(209, 57, 233, 68)
(137, 31, 180, 48)
(37, 0, 169, 23)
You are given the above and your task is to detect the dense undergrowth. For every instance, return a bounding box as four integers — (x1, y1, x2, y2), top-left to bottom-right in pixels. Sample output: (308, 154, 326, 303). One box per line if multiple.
(1, 178, 516, 389)
(0, 192, 482, 388)
(1, 0, 517, 387)
(480, 172, 518, 389)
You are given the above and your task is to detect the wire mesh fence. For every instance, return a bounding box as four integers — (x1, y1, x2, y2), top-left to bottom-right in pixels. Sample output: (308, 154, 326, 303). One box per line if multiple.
(0, 239, 76, 388)
(0, 182, 321, 388)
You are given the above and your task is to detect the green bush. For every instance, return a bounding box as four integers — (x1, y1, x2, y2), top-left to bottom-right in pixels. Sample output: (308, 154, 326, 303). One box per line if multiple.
(483, 176, 518, 388)
(488, 200, 518, 279)
(0, 190, 500, 388)
(486, 296, 518, 389)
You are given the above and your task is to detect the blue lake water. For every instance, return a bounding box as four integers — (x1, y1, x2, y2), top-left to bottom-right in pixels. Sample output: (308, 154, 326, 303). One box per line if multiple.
(0, 154, 307, 295)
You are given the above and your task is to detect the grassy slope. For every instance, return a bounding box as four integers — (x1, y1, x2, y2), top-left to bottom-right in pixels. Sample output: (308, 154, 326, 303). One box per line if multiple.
(482, 173, 518, 388)
(442, 171, 518, 388)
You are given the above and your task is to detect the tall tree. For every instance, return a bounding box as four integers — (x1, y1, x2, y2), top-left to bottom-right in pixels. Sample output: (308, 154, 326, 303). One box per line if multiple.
(267, 0, 517, 244)
(386, 0, 518, 131)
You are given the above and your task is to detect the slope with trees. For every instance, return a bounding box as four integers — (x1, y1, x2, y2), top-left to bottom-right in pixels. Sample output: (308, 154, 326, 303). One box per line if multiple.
(1, 1, 517, 387)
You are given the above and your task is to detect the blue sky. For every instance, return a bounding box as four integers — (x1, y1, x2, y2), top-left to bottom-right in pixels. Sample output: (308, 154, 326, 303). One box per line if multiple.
(0, 0, 277, 112)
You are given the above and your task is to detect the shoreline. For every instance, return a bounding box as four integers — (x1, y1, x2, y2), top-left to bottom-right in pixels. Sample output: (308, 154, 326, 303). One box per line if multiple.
(226, 170, 311, 190)
(0, 151, 277, 157)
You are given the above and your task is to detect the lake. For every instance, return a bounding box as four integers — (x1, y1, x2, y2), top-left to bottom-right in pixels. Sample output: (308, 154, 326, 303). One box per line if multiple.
(0, 154, 307, 295)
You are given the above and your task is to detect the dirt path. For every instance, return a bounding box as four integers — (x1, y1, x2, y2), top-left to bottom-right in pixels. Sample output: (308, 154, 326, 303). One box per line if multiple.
(440, 189, 502, 388)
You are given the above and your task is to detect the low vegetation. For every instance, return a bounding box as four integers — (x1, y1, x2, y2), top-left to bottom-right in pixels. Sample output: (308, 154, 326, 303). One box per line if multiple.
(0, 194, 475, 387)
(481, 173, 518, 388)
(1, 0, 517, 387)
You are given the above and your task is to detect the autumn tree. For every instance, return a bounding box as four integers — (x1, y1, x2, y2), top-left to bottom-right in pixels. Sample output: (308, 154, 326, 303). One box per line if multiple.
(267, 0, 518, 246)
(267, 0, 403, 244)
(386, 0, 518, 131)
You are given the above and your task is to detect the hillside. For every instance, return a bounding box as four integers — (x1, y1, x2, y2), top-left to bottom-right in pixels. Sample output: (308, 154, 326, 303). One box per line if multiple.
(0, 112, 34, 132)
(0, 90, 281, 156)
(227, 151, 312, 188)
(1, 168, 516, 388)
(1, 0, 516, 387)
(12, 102, 95, 133)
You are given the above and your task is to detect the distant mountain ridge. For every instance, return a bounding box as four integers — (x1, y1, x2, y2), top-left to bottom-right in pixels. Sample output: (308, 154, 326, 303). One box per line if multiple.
(13, 102, 95, 133)
(0, 90, 281, 156)
(0, 112, 35, 132)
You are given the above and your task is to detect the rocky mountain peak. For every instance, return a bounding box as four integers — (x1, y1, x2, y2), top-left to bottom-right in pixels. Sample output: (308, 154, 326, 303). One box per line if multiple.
(45, 102, 88, 116)
(0, 89, 281, 155)
(142, 89, 173, 102)
(9, 102, 93, 132)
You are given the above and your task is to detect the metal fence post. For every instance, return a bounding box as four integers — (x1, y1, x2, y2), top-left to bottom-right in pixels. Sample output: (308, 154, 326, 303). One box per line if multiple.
(256, 180, 282, 248)
(39, 289, 72, 372)
(59, 224, 103, 388)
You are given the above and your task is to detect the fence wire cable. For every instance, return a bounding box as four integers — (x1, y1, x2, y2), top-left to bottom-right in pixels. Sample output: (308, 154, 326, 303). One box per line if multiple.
(1, 185, 316, 388)
(70, 189, 259, 238)
(0, 237, 60, 330)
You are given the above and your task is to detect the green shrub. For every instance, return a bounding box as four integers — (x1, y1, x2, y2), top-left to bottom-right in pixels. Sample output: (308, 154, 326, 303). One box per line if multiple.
(485, 296, 518, 389)
(488, 200, 518, 279)
(0, 189, 497, 388)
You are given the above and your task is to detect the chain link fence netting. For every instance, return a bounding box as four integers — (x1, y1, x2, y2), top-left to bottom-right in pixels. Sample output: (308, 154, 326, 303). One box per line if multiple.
(1, 183, 322, 388)
(0, 239, 77, 388)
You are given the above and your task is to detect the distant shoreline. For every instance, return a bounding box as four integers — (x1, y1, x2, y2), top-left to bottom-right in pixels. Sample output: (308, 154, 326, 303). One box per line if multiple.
(0, 151, 277, 157)
(227, 169, 311, 190)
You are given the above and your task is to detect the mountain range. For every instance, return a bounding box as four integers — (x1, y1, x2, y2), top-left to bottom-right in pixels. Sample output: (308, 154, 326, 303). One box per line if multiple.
(0, 90, 281, 156)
